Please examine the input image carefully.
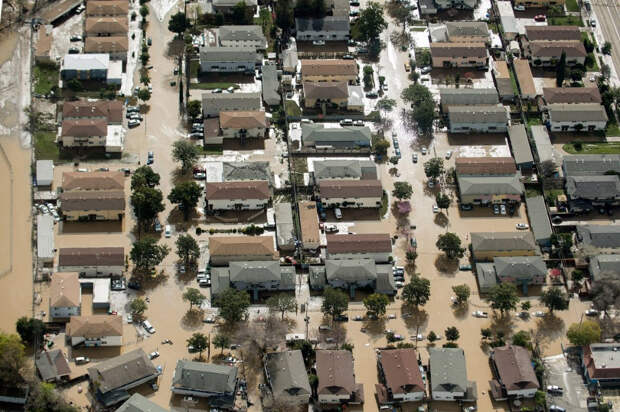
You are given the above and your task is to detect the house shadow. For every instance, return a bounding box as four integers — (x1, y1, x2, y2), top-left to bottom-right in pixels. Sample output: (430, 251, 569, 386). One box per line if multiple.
(196, 72, 255, 85)
(434, 255, 459, 276)
(534, 313, 566, 342)
(61, 220, 124, 234)
(435, 8, 474, 21)
(549, 132, 606, 145)
(70, 345, 121, 360)
(446, 133, 507, 146)
(434, 212, 449, 227)
(203, 209, 267, 224)
(222, 138, 266, 151)
(324, 208, 380, 222)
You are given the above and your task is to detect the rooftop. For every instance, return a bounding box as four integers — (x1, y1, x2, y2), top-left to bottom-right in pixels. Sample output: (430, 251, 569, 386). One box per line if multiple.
(492, 345, 538, 392)
(525, 196, 553, 243)
(264, 350, 311, 400)
(455, 157, 516, 176)
(566, 175, 620, 200)
(447, 105, 508, 123)
(303, 81, 348, 99)
(578, 225, 620, 249)
(471, 232, 537, 253)
(379, 348, 425, 394)
(67, 315, 123, 338)
(62, 171, 124, 191)
(295, 16, 350, 32)
(58, 247, 124, 267)
(61, 118, 107, 137)
(208, 236, 276, 257)
(446, 21, 489, 38)
(205, 180, 270, 200)
(430, 42, 487, 57)
(36, 349, 71, 382)
(199, 46, 256, 62)
(513, 59, 536, 97)
(429, 347, 468, 393)
(172, 360, 237, 394)
(87, 349, 159, 394)
(84, 17, 128, 34)
(298, 201, 320, 246)
(301, 59, 357, 77)
(543, 87, 602, 104)
(84, 36, 128, 55)
(218, 25, 266, 43)
(62, 53, 109, 71)
(50, 272, 81, 308)
(316, 350, 356, 396)
(319, 179, 382, 198)
(117, 394, 169, 412)
(508, 124, 534, 165)
(327, 233, 392, 254)
(219, 111, 267, 129)
(457, 175, 524, 196)
(563, 155, 620, 176)
(62, 100, 123, 123)
(60, 190, 125, 212)
(524, 25, 581, 41)
(529, 40, 587, 58)
(440, 88, 499, 107)
(548, 103, 609, 122)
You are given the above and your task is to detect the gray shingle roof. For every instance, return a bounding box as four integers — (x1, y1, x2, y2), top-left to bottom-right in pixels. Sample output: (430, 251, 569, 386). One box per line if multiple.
(446, 21, 489, 38)
(566, 175, 620, 200)
(229, 261, 282, 283)
(447, 105, 508, 123)
(201, 92, 261, 117)
(508, 124, 534, 165)
(262, 63, 280, 105)
(440, 88, 499, 107)
(264, 350, 311, 400)
(172, 360, 237, 394)
(475, 262, 498, 291)
(200, 46, 256, 62)
(117, 393, 169, 412)
(530, 125, 555, 164)
(222, 161, 272, 183)
(429, 348, 468, 394)
(525, 196, 552, 244)
(210, 267, 231, 296)
(577, 225, 620, 249)
(219, 25, 266, 43)
(295, 16, 349, 32)
(589, 254, 620, 281)
(326, 259, 377, 282)
(548, 103, 608, 123)
(302, 123, 371, 147)
(275, 203, 295, 249)
(457, 175, 523, 196)
(563, 155, 620, 176)
(313, 159, 377, 180)
(471, 232, 537, 253)
(36, 349, 71, 382)
(376, 264, 396, 294)
(494, 256, 547, 280)
(87, 349, 159, 394)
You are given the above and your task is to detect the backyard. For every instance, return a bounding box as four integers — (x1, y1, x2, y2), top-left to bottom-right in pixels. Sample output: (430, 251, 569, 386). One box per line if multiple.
(34, 131, 59, 162)
(548, 15, 584, 26)
(33, 62, 59, 95)
(565, 0, 579, 12)
(563, 141, 620, 154)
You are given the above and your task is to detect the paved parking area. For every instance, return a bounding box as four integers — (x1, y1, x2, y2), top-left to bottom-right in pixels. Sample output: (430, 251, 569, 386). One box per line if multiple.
(544, 354, 590, 412)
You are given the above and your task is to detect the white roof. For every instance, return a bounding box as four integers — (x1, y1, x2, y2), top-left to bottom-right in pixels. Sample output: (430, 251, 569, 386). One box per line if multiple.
(79, 278, 110, 305)
(62, 53, 109, 71)
(497, 1, 517, 34)
(105, 125, 124, 150)
(107, 60, 122, 80)
(36, 160, 54, 186)
(37, 214, 55, 260)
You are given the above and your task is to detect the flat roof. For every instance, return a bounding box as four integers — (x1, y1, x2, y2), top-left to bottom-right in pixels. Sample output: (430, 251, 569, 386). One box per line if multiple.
(508, 124, 534, 165)
(37, 215, 55, 260)
(298, 201, 320, 247)
(513, 59, 536, 98)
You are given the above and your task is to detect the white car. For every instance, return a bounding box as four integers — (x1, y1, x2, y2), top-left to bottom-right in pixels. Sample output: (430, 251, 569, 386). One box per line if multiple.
(388, 314, 396, 319)
(421, 147, 427, 155)
(126, 314, 133, 323)
(164, 224, 172, 238)
(500, 204, 507, 215)
(433, 205, 439, 213)
(149, 351, 160, 360)
(533, 311, 545, 317)
(472, 311, 488, 318)
(585, 309, 599, 316)
(312, 40, 326, 45)
(516, 223, 529, 230)
(514, 4, 525, 10)
(445, 150, 452, 159)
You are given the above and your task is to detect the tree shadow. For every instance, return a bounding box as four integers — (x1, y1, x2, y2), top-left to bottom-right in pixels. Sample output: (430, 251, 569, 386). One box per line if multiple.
(401, 307, 429, 334)
(171, 167, 193, 186)
(434, 255, 458, 275)
(181, 308, 204, 330)
(434, 212, 449, 227)
(488, 311, 516, 337)
(135, 269, 168, 290)
(452, 302, 469, 320)
(362, 318, 387, 338)
(534, 313, 566, 343)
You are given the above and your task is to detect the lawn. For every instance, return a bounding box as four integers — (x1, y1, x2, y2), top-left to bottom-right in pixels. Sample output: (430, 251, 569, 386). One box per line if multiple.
(565, 0, 579, 12)
(509, 68, 519, 95)
(527, 116, 543, 126)
(606, 121, 620, 137)
(189, 60, 199, 78)
(33, 63, 59, 95)
(34, 131, 59, 161)
(285, 100, 302, 117)
(586, 53, 599, 71)
(254, 8, 275, 52)
(548, 15, 583, 26)
(563, 142, 620, 154)
(189, 82, 238, 90)
(291, 157, 307, 186)
(526, 187, 543, 198)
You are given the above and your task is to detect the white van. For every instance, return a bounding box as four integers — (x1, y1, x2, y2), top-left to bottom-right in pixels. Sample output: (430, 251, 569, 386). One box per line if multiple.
(334, 208, 343, 220)
(142, 320, 156, 334)
(75, 356, 90, 365)
(164, 225, 172, 238)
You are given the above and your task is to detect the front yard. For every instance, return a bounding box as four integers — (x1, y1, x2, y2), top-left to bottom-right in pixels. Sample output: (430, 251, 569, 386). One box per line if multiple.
(562, 141, 620, 154)
(548, 15, 583, 26)
(565, 0, 580, 12)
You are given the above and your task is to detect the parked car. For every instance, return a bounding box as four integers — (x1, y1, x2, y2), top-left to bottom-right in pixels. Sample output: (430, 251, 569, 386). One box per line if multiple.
(533, 311, 545, 317)
(427, 180, 434, 188)
(212, 88, 222, 93)
(420, 66, 432, 74)
(147, 151, 154, 164)
(445, 150, 452, 159)
(126, 314, 133, 323)
(460, 204, 473, 211)
(353, 120, 364, 126)
(154, 218, 162, 232)
(111, 278, 126, 290)
(164, 224, 172, 238)
(500, 204, 507, 215)
(149, 351, 160, 360)
(547, 385, 563, 394)
(334, 315, 349, 322)
(128, 279, 141, 290)
(70, 35, 82, 42)
(433, 205, 439, 213)
(142, 320, 156, 334)
(459, 263, 472, 271)
(203, 316, 216, 323)
(514, 4, 525, 10)
(493, 204, 500, 215)
(534, 14, 546, 21)
(585, 309, 599, 316)
(365, 92, 378, 98)
(334, 208, 342, 220)
(590, 18, 596, 27)
(353, 315, 363, 321)
(516, 223, 529, 230)
(472, 311, 488, 318)
(421, 147, 427, 155)
(75, 356, 89, 365)
(549, 406, 566, 412)
(404, 62, 411, 72)
(312, 40, 325, 45)
(412, 153, 418, 163)
(339, 119, 353, 126)
(68, 47, 80, 54)
(128, 119, 140, 128)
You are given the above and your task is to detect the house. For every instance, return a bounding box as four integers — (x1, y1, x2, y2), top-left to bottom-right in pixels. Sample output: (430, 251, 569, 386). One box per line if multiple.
(171, 360, 238, 407)
(529, 41, 587, 66)
(66, 315, 122, 347)
(583, 343, 620, 387)
(430, 42, 488, 68)
(88, 349, 160, 407)
(86, 1, 129, 17)
(310, 259, 395, 295)
(563, 155, 620, 176)
(62, 170, 124, 191)
(301, 59, 358, 83)
(199, 47, 255, 73)
(429, 347, 476, 401)
(530, 125, 556, 165)
(219, 111, 267, 140)
(455, 157, 516, 176)
(525, 196, 553, 248)
(264, 350, 311, 405)
(312, 159, 377, 183)
(202, 92, 261, 118)
(445, 21, 489, 43)
(495, 1, 517, 40)
(84, 17, 128, 37)
(37, 214, 55, 264)
(34, 27, 53, 63)
(326, 233, 392, 263)
(295, 17, 350, 41)
(471, 232, 538, 261)
(275, 203, 295, 251)
(212, 0, 257, 13)
(493, 60, 515, 102)
(210, 261, 295, 300)
(347, 85, 364, 111)
(58, 118, 108, 147)
(513, 59, 537, 99)
(457, 175, 523, 205)
(36, 160, 54, 187)
(548, 103, 608, 132)
(58, 247, 124, 276)
(447, 105, 508, 133)
(376, 348, 425, 404)
(205, 180, 270, 211)
(50, 272, 81, 320)
(525, 25, 580, 42)
(36, 349, 71, 383)
(298, 201, 321, 251)
(489, 345, 539, 400)
(61, 54, 109, 81)
(84, 37, 128, 61)
(439, 88, 499, 111)
(302, 123, 371, 148)
(588, 254, 620, 281)
(117, 394, 169, 412)
(566, 175, 620, 203)
(262, 62, 280, 106)
(515, 0, 565, 6)
(218, 25, 266, 49)
(208, 236, 277, 266)
(303, 81, 349, 109)
(62, 100, 123, 124)
(475, 256, 547, 293)
(319, 179, 382, 208)
(508, 124, 534, 169)
(434, 0, 478, 9)
(282, 39, 298, 73)
(543, 87, 602, 105)
(577, 225, 620, 252)
(59, 171, 125, 221)
(317, 350, 363, 404)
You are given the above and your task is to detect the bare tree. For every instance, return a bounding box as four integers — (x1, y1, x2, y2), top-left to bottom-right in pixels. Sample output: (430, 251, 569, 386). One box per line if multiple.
(591, 275, 620, 317)
(538, 160, 557, 178)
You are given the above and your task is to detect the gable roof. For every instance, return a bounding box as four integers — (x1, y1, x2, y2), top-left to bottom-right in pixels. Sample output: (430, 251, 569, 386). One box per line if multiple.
(326, 259, 377, 282)
(429, 348, 468, 393)
(295, 16, 350, 32)
(508, 124, 534, 165)
(205, 180, 270, 200)
(63, 100, 123, 123)
(88, 349, 159, 394)
(446, 21, 489, 38)
(457, 175, 524, 196)
(525, 25, 581, 41)
(566, 175, 620, 200)
(117, 393, 169, 412)
(202, 92, 261, 112)
(493, 345, 539, 391)
(61, 119, 107, 137)
(430, 42, 487, 57)
(548, 103, 608, 122)
(218, 25, 266, 43)
(264, 350, 311, 399)
(303, 81, 348, 99)
(301, 59, 357, 77)
(298, 201, 321, 246)
(525, 196, 553, 244)
(543, 87, 602, 104)
(530, 125, 555, 164)
(529, 40, 587, 58)
(208, 236, 276, 257)
(84, 17, 128, 34)
(302, 123, 371, 147)
(513, 59, 536, 97)
(58, 247, 125, 267)
(229, 260, 281, 283)
(316, 350, 356, 396)
(85, 36, 128, 55)
(63, 171, 124, 191)
(67, 315, 123, 338)
(172, 360, 237, 394)
(440, 88, 499, 106)
(471, 232, 537, 253)
(319, 179, 382, 198)
(219, 111, 267, 129)
(262, 62, 280, 105)
(455, 157, 516, 176)
(60, 190, 125, 211)
(589, 254, 620, 281)
(50, 272, 81, 308)
(63, 53, 109, 71)
(199, 46, 256, 62)
(577, 225, 620, 249)
(494, 256, 547, 280)
(86, 1, 129, 16)
(327, 233, 392, 254)
(563, 155, 620, 176)
(379, 349, 425, 394)
(313, 159, 377, 180)
(447, 105, 507, 123)
(222, 161, 272, 183)
(36, 349, 71, 382)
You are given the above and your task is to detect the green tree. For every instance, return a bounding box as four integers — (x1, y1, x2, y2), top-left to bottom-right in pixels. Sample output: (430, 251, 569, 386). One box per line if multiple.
(137, 87, 151, 101)
(275, 0, 293, 31)
(232, 1, 252, 24)
(512, 330, 531, 348)
(130, 186, 165, 232)
(15, 317, 45, 347)
(213, 334, 230, 354)
(550, 232, 573, 255)
(402, 275, 431, 309)
(487, 283, 519, 315)
(392, 181, 413, 200)
(130, 297, 148, 317)
(435, 232, 465, 259)
(67, 79, 83, 92)
(534, 390, 546, 407)
(295, 0, 313, 17)
(183, 288, 206, 310)
(168, 181, 202, 221)
(521, 300, 531, 312)
(131, 165, 160, 190)
(451, 284, 470, 305)
(27, 382, 79, 412)
(583, 37, 595, 53)
(187, 332, 209, 359)
(321, 287, 349, 320)
(176, 234, 200, 268)
(0, 333, 25, 386)
(406, 249, 418, 264)
(427, 331, 438, 343)
(602, 41, 612, 55)
(356, 2, 387, 43)
(377, 98, 396, 115)
(481, 327, 492, 340)
(541, 287, 569, 314)
(435, 192, 451, 210)
(567, 320, 601, 346)
(413, 99, 435, 134)
(556, 50, 566, 87)
(312, 0, 326, 17)
(140, 5, 149, 17)
(363, 293, 389, 318)
(401, 83, 433, 107)
(214, 289, 251, 323)
(168, 12, 189, 35)
(186, 100, 202, 120)
(445, 326, 459, 342)
(266, 294, 297, 320)
(130, 237, 170, 272)
(372, 138, 390, 156)
(424, 157, 444, 181)
(172, 139, 200, 174)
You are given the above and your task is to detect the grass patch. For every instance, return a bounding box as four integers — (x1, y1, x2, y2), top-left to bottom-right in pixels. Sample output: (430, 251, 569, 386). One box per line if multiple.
(548, 15, 583, 26)
(190, 60, 199, 78)
(509, 68, 520, 96)
(562, 142, 620, 154)
(379, 190, 388, 216)
(189, 82, 238, 90)
(33, 63, 59, 95)
(202, 148, 224, 155)
(606, 122, 620, 137)
(526, 187, 543, 198)
(544, 188, 565, 205)
(527, 116, 543, 126)
(285, 100, 302, 117)
(34, 131, 59, 161)
(565, 0, 579, 12)
(291, 157, 307, 186)
(255, 8, 275, 52)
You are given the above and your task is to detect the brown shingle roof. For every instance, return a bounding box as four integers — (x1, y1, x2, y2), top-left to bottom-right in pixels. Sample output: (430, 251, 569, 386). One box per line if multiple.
(379, 349, 425, 395)
(219, 111, 267, 129)
(493, 345, 539, 392)
(206, 180, 270, 200)
(67, 315, 123, 338)
(301, 59, 357, 77)
(62, 100, 123, 123)
(316, 350, 356, 396)
(87, 349, 158, 394)
(530, 40, 587, 58)
(430, 42, 487, 58)
(62, 171, 125, 191)
(525, 25, 581, 42)
(61, 118, 107, 137)
(50, 272, 81, 308)
(84, 36, 128, 55)
(36, 349, 71, 381)
(208, 236, 276, 257)
(298, 201, 320, 246)
(319, 179, 382, 198)
(60, 190, 125, 211)
(493, 60, 510, 78)
(327, 233, 392, 254)
(513, 59, 536, 97)
(58, 247, 124, 267)
(455, 157, 517, 175)
(86, 1, 129, 16)
(303, 81, 348, 100)
(543, 87, 602, 104)
(84, 17, 128, 35)
(35, 29, 52, 58)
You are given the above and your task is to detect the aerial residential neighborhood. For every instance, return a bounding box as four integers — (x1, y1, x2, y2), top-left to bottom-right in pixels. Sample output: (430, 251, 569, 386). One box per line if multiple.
(1, 0, 620, 409)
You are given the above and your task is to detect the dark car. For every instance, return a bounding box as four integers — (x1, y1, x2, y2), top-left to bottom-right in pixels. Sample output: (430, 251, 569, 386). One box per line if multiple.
(365, 92, 378, 98)
(128, 279, 142, 290)
(334, 315, 349, 322)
